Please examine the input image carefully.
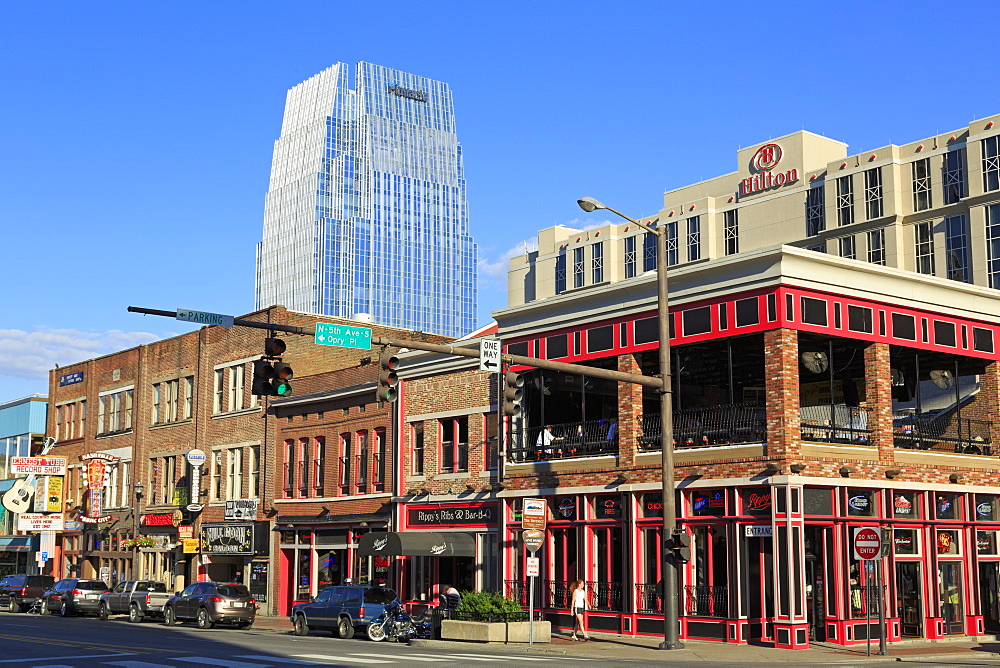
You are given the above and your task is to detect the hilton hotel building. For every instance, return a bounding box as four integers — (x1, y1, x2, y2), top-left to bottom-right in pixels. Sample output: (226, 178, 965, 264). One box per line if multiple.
(494, 114, 1000, 648)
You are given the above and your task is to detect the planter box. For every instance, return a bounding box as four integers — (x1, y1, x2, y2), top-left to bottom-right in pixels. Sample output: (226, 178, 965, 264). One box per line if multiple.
(441, 619, 551, 643)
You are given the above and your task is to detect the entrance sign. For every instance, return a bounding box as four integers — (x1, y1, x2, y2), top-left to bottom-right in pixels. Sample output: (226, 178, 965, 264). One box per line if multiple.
(522, 498, 546, 530)
(744, 525, 773, 537)
(853, 526, 882, 560)
(314, 322, 372, 349)
(522, 529, 544, 553)
(480, 338, 501, 373)
(176, 309, 234, 327)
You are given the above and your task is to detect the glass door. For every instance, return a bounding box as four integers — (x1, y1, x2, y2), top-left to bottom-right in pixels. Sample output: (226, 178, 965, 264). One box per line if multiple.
(745, 535, 774, 640)
(896, 562, 922, 637)
(938, 562, 964, 635)
(979, 562, 1000, 634)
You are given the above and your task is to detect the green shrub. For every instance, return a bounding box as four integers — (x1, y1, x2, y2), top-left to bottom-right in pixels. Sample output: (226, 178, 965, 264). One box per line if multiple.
(459, 590, 523, 614)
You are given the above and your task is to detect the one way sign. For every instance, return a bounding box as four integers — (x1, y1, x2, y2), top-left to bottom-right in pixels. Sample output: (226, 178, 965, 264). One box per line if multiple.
(480, 339, 501, 373)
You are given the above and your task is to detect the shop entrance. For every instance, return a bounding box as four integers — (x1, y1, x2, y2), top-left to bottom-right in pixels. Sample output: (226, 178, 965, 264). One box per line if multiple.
(979, 562, 1000, 634)
(804, 526, 827, 642)
(938, 562, 964, 635)
(897, 562, 923, 637)
(437, 556, 475, 592)
(745, 536, 774, 640)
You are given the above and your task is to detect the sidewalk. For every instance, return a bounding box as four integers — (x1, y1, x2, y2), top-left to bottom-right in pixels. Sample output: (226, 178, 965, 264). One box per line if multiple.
(252, 616, 1000, 664)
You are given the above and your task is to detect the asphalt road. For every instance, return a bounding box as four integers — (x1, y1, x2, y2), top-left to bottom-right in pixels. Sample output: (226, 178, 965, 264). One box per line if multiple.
(0, 609, 614, 668)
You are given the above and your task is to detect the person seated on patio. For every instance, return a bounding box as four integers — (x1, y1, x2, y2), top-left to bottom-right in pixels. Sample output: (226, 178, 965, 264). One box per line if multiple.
(964, 436, 986, 455)
(536, 426, 557, 459)
(605, 421, 618, 441)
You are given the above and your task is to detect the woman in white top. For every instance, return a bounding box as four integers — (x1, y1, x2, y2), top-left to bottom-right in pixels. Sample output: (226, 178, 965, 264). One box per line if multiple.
(568, 579, 589, 641)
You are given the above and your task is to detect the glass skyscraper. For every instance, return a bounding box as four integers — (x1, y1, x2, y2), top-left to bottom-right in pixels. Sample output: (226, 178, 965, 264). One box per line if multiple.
(255, 62, 478, 337)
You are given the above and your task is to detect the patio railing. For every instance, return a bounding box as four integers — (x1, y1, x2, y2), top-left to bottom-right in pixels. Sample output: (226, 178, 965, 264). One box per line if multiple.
(800, 405, 873, 445)
(507, 419, 619, 462)
(638, 403, 766, 451)
(892, 411, 993, 455)
(683, 585, 729, 617)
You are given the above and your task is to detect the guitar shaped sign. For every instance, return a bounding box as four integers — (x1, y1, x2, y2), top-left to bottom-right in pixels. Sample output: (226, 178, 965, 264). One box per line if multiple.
(2, 437, 56, 514)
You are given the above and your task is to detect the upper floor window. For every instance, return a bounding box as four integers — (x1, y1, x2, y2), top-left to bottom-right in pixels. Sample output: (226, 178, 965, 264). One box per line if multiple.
(643, 231, 657, 271)
(945, 214, 970, 283)
(355, 431, 369, 494)
(912, 158, 932, 211)
(864, 167, 883, 220)
(591, 241, 604, 284)
(686, 216, 701, 261)
(411, 422, 425, 476)
(211, 451, 222, 501)
(867, 229, 886, 266)
(229, 365, 245, 412)
(339, 433, 351, 496)
(373, 430, 385, 493)
(983, 136, 1000, 192)
(665, 221, 678, 266)
(555, 249, 567, 294)
(573, 247, 585, 289)
(806, 186, 825, 236)
(214, 370, 224, 413)
(836, 175, 854, 226)
(439, 416, 469, 474)
(214, 362, 254, 414)
(987, 204, 1000, 289)
(227, 447, 244, 499)
(723, 210, 739, 255)
(915, 221, 935, 275)
(839, 236, 856, 260)
(248, 444, 261, 498)
(152, 377, 192, 425)
(98, 387, 133, 436)
(624, 236, 637, 278)
(313, 437, 325, 497)
(56, 400, 85, 441)
(944, 149, 966, 204)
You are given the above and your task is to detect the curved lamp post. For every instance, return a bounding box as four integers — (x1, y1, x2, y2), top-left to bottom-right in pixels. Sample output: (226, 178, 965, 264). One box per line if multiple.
(577, 197, 682, 650)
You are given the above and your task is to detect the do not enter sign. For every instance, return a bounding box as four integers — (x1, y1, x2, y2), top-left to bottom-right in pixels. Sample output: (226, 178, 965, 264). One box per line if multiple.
(853, 527, 883, 560)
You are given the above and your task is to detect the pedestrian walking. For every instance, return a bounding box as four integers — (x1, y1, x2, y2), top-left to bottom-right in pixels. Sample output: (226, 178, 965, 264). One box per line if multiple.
(569, 579, 590, 641)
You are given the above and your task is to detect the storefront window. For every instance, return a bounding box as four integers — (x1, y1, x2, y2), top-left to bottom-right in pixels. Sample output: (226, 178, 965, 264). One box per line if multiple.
(642, 493, 664, 518)
(894, 528, 919, 555)
(937, 529, 961, 555)
(803, 487, 833, 515)
(892, 491, 920, 519)
(296, 550, 311, 601)
(846, 489, 876, 516)
(976, 495, 1000, 521)
(593, 495, 622, 520)
(936, 493, 961, 520)
(551, 496, 578, 521)
(691, 489, 726, 517)
(977, 530, 999, 555)
(691, 525, 729, 617)
(741, 487, 771, 516)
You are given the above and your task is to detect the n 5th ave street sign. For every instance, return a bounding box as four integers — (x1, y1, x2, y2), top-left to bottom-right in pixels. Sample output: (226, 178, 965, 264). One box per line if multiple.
(176, 309, 234, 327)
(315, 323, 373, 350)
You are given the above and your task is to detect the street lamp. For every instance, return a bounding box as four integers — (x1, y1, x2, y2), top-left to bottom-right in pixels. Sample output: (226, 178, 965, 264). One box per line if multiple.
(577, 196, 682, 650)
(133, 481, 145, 579)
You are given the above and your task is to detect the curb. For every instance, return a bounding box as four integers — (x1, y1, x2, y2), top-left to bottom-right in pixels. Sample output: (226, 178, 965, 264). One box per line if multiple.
(408, 638, 571, 656)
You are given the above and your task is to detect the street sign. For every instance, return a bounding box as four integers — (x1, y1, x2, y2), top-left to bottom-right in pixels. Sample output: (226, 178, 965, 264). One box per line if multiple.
(853, 526, 882, 560)
(480, 338, 501, 373)
(176, 309, 234, 327)
(522, 529, 544, 553)
(526, 556, 540, 577)
(522, 498, 546, 530)
(315, 322, 373, 350)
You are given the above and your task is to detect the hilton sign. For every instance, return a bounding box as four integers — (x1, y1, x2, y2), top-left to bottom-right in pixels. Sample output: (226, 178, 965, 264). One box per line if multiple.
(740, 143, 799, 196)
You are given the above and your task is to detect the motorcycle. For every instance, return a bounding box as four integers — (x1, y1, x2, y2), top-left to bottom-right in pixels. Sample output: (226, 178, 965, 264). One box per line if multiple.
(366, 599, 434, 642)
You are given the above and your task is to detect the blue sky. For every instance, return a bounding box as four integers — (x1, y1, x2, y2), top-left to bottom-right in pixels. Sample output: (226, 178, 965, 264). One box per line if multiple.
(2, 0, 999, 402)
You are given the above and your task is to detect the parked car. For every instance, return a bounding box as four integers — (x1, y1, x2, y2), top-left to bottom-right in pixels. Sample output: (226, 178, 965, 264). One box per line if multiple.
(162, 582, 256, 629)
(42, 578, 109, 616)
(0, 574, 56, 613)
(98, 580, 172, 622)
(289, 585, 398, 639)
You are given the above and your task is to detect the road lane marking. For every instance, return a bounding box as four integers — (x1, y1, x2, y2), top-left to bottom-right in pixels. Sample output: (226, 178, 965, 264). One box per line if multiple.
(294, 655, 386, 665)
(103, 663, 177, 668)
(235, 657, 327, 665)
(354, 653, 441, 662)
(0, 655, 137, 664)
(450, 652, 560, 661)
(174, 659, 269, 668)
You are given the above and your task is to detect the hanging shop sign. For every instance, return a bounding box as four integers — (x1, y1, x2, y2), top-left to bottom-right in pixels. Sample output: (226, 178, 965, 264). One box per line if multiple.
(200, 522, 269, 556)
(408, 503, 497, 527)
(183, 538, 200, 554)
(33, 476, 63, 513)
(18, 513, 64, 531)
(79, 452, 120, 523)
(225, 499, 259, 521)
(11, 457, 67, 476)
(141, 512, 181, 527)
(185, 449, 205, 512)
(178, 525, 194, 540)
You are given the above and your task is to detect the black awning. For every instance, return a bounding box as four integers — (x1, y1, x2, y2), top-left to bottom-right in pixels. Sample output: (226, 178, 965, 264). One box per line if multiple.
(357, 531, 475, 557)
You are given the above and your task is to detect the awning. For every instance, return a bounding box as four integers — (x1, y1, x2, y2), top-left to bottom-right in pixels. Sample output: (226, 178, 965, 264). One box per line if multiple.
(357, 531, 475, 558)
(0, 535, 39, 553)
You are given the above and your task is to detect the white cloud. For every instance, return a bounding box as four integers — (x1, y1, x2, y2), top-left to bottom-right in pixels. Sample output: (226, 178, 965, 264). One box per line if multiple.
(0, 327, 161, 381)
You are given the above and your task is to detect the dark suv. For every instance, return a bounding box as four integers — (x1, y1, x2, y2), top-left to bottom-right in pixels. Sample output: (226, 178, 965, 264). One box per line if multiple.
(42, 578, 109, 616)
(163, 582, 257, 629)
(290, 585, 397, 638)
(0, 574, 56, 613)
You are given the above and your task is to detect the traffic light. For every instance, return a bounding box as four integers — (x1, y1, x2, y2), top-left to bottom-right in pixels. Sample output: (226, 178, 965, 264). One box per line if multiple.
(671, 529, 692, 563)
(502, 372, 524, 417)
(376, 354, 399, 403)
(252, 337, 293, 397)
